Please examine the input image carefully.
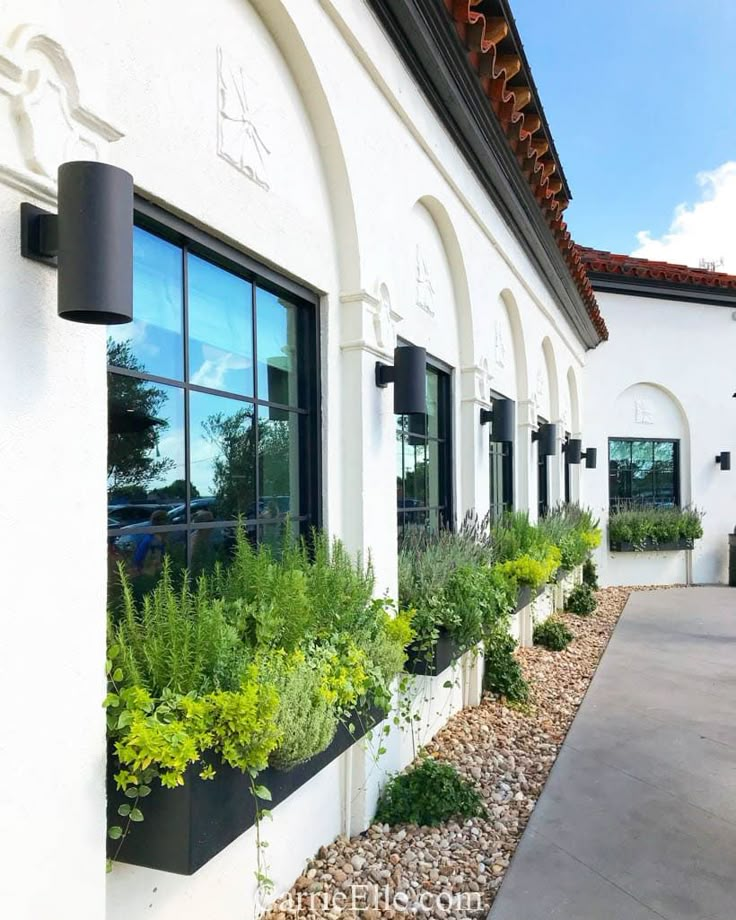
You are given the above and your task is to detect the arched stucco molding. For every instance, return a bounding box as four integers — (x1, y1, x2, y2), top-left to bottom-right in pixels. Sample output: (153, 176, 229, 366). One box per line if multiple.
(249, 0, 361, 292)
(416, 194, 474, 367)
(614, 381, 692, 504)
(541, 337, 560, 422)
(499, 289, 528, 403)
(567, 366, 581, 434)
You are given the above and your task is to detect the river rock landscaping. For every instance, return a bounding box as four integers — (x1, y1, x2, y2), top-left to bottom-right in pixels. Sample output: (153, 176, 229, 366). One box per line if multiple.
(266, 586, 660, 919)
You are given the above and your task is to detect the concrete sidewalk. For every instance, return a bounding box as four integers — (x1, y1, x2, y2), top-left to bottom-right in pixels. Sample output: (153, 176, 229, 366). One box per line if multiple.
(488, 587, 736, 920)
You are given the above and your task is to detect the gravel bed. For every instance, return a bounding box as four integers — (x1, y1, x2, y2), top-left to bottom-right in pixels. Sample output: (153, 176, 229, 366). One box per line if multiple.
(265, 586, 654, 919)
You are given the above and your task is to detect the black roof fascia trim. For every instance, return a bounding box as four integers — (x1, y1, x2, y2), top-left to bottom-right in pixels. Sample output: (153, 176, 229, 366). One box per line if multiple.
(588, 273, 736, 308)
(366, 0, 600, 348)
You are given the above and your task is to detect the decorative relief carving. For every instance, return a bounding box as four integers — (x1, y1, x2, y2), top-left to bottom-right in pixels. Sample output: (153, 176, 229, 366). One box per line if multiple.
(217, 47, 271, 190)
(634, 399, 654, 425)
(415, 245, 435, 316)
(461, 360, 491, 404)
(494, 320, 506, 368)
(532, 368, 545, 415)
(372, 283, 401, 353)
(0, 24, 123, 201)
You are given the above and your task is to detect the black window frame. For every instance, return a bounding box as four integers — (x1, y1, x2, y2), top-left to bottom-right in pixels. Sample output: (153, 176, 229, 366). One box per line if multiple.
(396, 349, 453, 537)
(107, 197, 322, 562)
(563, 431, 571, 504)
(537, 416, 549, 518)
(608, 437, 680, 510)
(488, 390, 514, 520)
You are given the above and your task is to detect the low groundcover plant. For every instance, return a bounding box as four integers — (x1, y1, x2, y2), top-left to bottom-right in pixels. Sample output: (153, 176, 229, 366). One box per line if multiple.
(374, 756, 486, 827)
(533, 616, 573, 651)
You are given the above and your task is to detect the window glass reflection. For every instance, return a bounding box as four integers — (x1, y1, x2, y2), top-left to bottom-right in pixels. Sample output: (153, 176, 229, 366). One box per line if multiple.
(427, 370, 439, 439)
(257, 405, 299, 519)
(108, 528, 187, 608)
(256, 288, 299, 406)
(189, 391, 255, 520)
(404, 439, 427, 506)
(109, 228, 183, 380)
(188, 254, 253, 396)
(108, 375, 185, 517)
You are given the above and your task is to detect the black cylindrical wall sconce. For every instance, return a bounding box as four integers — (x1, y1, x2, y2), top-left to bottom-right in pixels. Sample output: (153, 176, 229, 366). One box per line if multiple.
(58, 162, 133, 323)
(716, 451, 731, 470)
(532, 422, 558, 456)
(20, 161, 134, 324)
(480, 398, 515, 442)
(376, 345, 427, 415)
(582, 447, 598, 469)
(565, 438, 583, 464)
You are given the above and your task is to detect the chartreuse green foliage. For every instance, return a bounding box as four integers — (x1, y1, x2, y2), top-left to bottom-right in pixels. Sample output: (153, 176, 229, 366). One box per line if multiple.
(566, 583, 597, 616)
(496, 546, 561, 588)
(533, 617, 573, 651)
(107, 527, 414, 846)
(374, 756, 486, 827)
(608, 505, 703, 549)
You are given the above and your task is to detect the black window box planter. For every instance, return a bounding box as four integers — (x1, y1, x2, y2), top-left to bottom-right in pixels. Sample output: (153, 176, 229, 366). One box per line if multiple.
(514, 583, 546, 610)
(404, 628, 467, 676)
(107, 704, 385, 876)
(609, 538, 695, 553)
(404, 583, 547, 676)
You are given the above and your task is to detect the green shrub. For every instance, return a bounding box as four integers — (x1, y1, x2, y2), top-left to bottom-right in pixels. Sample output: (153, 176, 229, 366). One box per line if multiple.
(374, 757, 486, 827)
(608, 505, 704, 549)
(112, 558, 251, 695)
(398, 518, 514, 651)
(533, 617, 573, 651)
(582, 558, 599, 590)
(483, 622, 529, 702)
(537, 503, 602, 568)
(489, 511, 552, 564)
(566, 583, 597, 616)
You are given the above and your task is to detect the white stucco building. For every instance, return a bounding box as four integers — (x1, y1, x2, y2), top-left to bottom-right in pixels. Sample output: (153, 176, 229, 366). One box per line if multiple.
(0, 2, 733, 918)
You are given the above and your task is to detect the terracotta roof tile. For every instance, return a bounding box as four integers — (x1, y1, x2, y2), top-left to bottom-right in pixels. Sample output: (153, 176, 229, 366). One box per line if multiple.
(578, 247, 736, 290)
(446, 0, 608, 340)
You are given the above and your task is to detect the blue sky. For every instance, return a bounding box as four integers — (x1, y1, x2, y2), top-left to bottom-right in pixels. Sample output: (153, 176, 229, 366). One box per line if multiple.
(513, 0, 736, 263)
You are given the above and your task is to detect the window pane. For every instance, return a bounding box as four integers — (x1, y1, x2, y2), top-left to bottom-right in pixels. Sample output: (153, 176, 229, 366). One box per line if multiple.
(654, 467, 675, 506)
(427, 370, 439, 439)
(609, 440, 630, 464)
(404, 438, 427, 505)
(396, 425, 405, 507)
(189, 523, 242, 577)
(109, 227, 183, 380)
(632, 468, 654, 502)
(188, 254, 253, 396)
(654, 441, 674, 464)
(258, 405, 300, 519)
(108, 375, 185, 512)
(256, 288, 299, 406)
(189, 391, 255, 520)
(407, 412, 427, 442)
(632, 440, 654, 469)
(109, 528, 188, 609)
(427, 438, 440, 509)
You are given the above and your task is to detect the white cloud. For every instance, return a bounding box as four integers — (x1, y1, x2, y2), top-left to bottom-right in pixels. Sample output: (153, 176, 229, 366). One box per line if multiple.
(632, 161, 736, 271)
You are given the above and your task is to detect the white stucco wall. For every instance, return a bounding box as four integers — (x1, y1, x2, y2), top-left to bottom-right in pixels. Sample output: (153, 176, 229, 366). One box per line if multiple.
(584, 290, 736, 585)
(0, 1, 593, 918)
